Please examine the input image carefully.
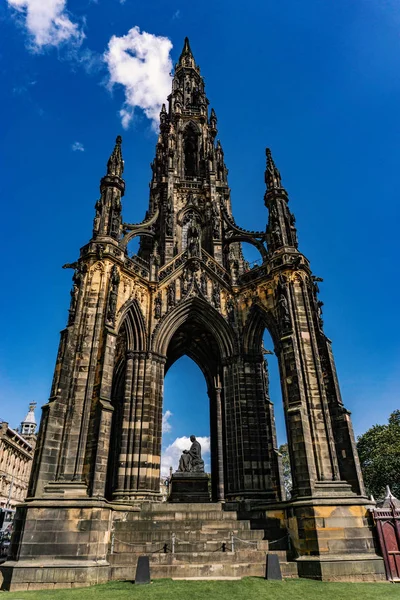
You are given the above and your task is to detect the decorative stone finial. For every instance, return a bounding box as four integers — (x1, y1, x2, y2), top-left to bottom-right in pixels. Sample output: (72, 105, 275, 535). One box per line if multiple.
(382, 485, 400, 508)
(265, 147, 282, 190)
(178, 36, 195, 68)
(107, 135, 124, 177)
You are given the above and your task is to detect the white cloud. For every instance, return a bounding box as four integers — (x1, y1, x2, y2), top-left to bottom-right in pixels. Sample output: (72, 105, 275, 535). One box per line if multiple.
(71, 141, 84, 152)
(7, 0, 84, 50)
(104, 26, 173, 130)
(162, 410, 173, 433)
(161, 436, 210, 477)
(172, 9, 181, 20)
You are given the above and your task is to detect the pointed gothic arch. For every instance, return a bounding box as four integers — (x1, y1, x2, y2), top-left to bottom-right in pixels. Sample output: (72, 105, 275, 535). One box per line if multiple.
(152, 296, 237, 359)
(116, 299, 147, 352)
(159, 299, 230, 501)
(243, 303, 280, 355)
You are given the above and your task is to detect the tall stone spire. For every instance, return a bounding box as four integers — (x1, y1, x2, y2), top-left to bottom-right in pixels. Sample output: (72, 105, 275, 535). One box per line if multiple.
(137, 37, 242, 270)
(92, 136, 125, 242)
(264, 148, 298, 253)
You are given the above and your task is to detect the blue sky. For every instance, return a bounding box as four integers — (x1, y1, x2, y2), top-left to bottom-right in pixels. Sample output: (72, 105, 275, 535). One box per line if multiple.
(1, 0, 399, 473)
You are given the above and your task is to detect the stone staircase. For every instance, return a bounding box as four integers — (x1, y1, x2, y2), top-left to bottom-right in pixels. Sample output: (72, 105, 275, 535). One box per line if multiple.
(108, 502, 298, 580)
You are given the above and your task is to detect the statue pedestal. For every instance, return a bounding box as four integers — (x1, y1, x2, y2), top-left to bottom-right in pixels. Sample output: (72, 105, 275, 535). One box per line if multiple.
(169, 472, 210, 503)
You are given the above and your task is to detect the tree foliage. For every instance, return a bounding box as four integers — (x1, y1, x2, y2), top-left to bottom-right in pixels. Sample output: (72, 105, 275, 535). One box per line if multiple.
(357, 410, 400, 500)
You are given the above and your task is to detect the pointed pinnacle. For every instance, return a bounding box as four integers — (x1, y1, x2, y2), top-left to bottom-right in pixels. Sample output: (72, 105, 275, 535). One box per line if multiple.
(178, 36, 195, 65)
(265, 147, 282, 190)
(266, 147, 274, 166)
(107, 135, 124, 177)
(182, 36, 192, 55)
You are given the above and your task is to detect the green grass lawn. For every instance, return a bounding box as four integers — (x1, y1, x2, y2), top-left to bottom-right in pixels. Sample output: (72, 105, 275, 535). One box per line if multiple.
(0, 578, 399, 600)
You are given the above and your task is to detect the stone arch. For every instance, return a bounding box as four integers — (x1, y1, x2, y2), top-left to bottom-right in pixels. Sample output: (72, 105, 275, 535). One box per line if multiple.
(176, 207, 204, 252)
(152, 296, 237, 359)
(176, 206, 203, 226)
(116, 299, 147, 352)
(242, 301, 303, 499)
(120, 229, 155, 250)
(224, 235, 267, 262)
(106, 300, 148, 500)
(106, 352, 126, 499)
(243, 303, 280, 355)
(153, 297, 237, 501)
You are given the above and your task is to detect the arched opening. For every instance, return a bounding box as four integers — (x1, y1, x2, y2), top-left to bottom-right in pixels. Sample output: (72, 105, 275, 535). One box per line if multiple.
(262, 329, 291, 499)
(123, 231, 155, 264)
(161, 356, 210, 500)
(184, 124, 198, 177)
(241, 241, 264, 271)
(162, 316, 225, 501)
(106, 321, 128, 501)
(106, 302, 147, 502)
(243, 304, 292, 500)
(106, 298, 284, 503)
(126, 236, 140, 257)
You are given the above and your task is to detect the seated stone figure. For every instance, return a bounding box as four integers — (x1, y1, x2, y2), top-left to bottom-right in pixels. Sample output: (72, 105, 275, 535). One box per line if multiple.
(178, 435, 205, 473)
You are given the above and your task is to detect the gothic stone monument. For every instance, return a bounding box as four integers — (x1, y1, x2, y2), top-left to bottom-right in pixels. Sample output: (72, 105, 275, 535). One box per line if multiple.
(1, 38, 384, 590)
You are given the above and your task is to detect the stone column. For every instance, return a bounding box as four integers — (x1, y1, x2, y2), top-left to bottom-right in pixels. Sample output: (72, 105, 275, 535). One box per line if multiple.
(111, 352, 164, 501)
(214, 382, 225, 501)
(223, 356, 282, 501)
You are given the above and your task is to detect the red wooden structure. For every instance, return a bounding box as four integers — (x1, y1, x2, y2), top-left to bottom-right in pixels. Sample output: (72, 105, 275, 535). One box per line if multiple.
(372, 487, 400, 582)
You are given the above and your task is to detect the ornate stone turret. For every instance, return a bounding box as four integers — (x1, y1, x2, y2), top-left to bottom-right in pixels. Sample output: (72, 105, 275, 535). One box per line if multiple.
(92, 136, 125, 242)
(20, 402, 37, 438)
(265, 148, 298, 253)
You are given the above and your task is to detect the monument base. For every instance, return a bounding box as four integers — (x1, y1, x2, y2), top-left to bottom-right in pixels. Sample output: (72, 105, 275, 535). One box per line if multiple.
(168, 472, 210, 503)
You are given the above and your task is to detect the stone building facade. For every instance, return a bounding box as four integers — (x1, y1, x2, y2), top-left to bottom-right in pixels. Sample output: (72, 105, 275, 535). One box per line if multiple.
(0, 404, 37, 509)
(1, 39, 385, 589)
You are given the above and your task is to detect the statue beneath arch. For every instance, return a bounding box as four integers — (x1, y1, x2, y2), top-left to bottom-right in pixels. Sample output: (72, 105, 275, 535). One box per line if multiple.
(178, 435, 205, 473)
(1, 37, 385, 590)
(170, 435, 209, 503)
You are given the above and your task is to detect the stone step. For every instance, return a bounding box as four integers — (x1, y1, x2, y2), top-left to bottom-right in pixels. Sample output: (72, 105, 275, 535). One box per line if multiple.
(110, 558, 298, 580)
(139, 502, 223, 512)
(111, 561, 266, 580)
(114, 519, 252, 532)
(111, 528, 264, 543)
(110, 549, 267, 565)
(127, 510, 238, 522)
(280, 562, 298, 577)
(112, 538, 267, 555)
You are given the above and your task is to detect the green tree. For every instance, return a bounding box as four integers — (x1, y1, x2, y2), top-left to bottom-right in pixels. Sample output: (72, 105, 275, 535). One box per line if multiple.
(278, 443, 292, 499)
(357, 410, 400, 500)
